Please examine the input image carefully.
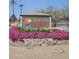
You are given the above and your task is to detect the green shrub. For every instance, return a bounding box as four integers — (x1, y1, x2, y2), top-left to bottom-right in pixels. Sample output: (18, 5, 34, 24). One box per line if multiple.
(40, 27, 53, 33)
(17, 27, 53, 32)
(17, 27, 31, 32)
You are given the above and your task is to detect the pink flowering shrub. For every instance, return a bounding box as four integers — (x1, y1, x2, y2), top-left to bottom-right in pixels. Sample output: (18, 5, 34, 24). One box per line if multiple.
(9, 27, 69, 42)
(28, 32, 35, 39)
(47, 29, 69, 40)
(9, 26, 21, 42)
(36, 32, 46, 39)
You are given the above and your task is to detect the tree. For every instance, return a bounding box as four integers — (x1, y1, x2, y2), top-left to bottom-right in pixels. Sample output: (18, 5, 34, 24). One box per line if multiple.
(36, 6, 58, 27)
(36, 6, 69, 27)
(10, 0, 16, 15)
(9, 14, 17, 24)
(61, 6, 69, 21)
(10, 0, 17, 23)
(19, 4, 24, 15)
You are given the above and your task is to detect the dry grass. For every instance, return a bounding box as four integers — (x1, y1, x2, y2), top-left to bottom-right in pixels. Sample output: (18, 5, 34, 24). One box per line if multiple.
(9, 44, 68, 59)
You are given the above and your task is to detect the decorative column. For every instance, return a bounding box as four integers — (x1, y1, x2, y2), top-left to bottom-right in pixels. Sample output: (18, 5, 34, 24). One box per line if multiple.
(20, 16, 23, 27)
(49, 17, 51, 28)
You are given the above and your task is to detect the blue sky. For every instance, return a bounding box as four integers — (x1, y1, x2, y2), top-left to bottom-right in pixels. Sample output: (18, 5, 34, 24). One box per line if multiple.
(9, 0, 69, 19)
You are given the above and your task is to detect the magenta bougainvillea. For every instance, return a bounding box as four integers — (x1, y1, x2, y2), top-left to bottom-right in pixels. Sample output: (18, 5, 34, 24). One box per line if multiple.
(9, 27, 69, 42)
(36, 32, 46, 39)
(47, 30, 69, 39)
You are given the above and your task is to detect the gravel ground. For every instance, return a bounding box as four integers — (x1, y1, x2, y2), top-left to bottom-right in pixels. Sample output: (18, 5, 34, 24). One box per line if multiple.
(9, 44, 69, 59)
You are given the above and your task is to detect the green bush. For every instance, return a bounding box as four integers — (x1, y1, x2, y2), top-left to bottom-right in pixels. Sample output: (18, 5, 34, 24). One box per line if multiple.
(17, 27, 53, 32)
(17, 27, 31, 32)
(40, 28, 52, 33)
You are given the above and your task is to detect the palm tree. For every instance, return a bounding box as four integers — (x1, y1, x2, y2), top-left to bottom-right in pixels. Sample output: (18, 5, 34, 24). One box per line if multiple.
(10, 0, 17, 23)
(11, 0, 16, 15)
(19, 4, 24, 15)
